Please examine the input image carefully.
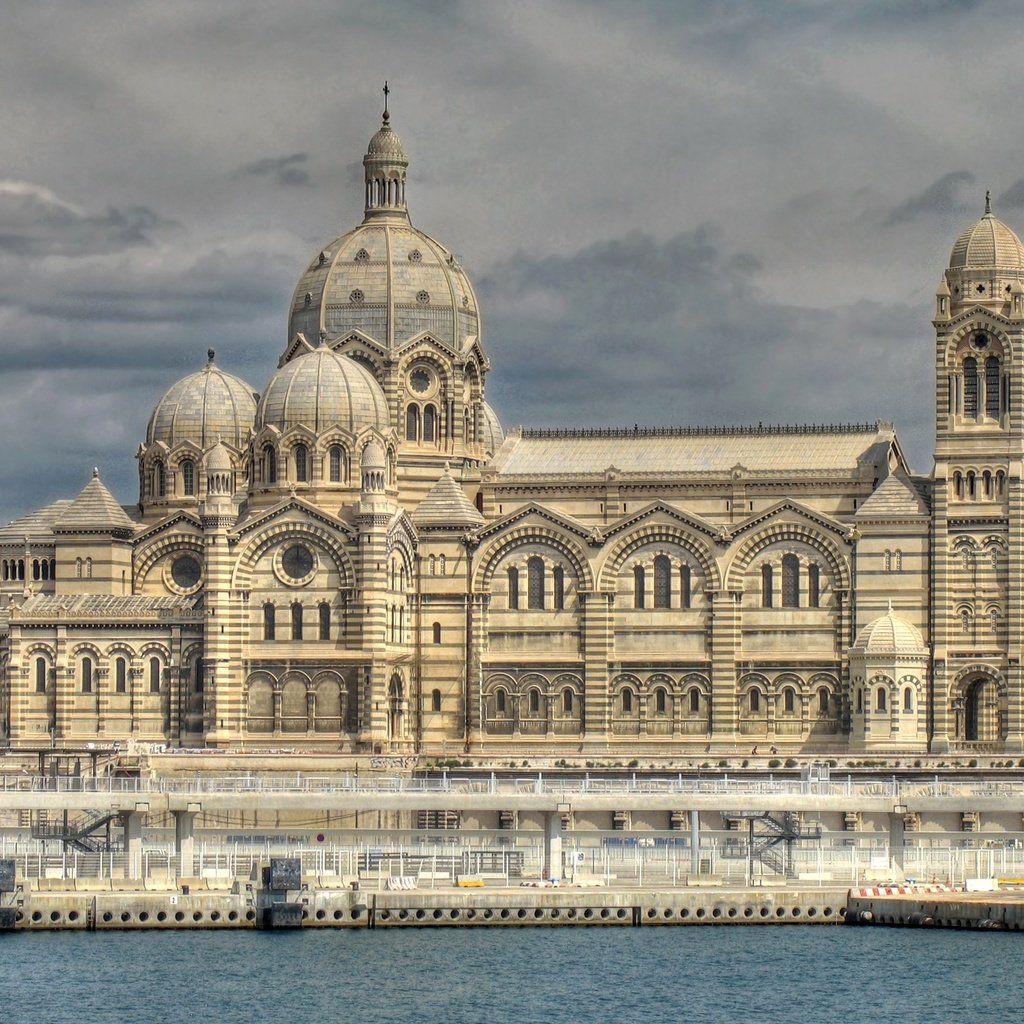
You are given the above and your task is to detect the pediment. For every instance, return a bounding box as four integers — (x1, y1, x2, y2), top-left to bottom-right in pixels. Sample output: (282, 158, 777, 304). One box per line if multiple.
(231, 496, 355, 540)
(133, 510, 203, 545)
(603, 501, 722, 543)
(728, 499, 852, 542)
(473, 502, 592, 544)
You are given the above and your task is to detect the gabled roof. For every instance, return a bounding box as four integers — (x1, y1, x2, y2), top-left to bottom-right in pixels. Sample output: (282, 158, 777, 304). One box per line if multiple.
(231, 495, 355, 539)
(473, 502, 592, 544)
(413, 468, 485, 529)
(489, 422, 897, 479)
(14, 593, 198, 619)
(728, 498, 851, 541)
(0, 499, 73, 543)
(854, 473, 930, 520)
(602, 501, 722, 542)
(53, 471, 134, 534)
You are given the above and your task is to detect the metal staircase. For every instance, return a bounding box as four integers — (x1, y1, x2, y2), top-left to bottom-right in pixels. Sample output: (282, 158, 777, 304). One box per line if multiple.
(720, 810, 821, 879)
(31, 809, 122, 853)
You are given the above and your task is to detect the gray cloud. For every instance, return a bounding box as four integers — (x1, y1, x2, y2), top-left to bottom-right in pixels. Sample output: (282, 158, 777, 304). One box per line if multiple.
(885, 172, 974, 226)
(239, 153, 311, 187)
(997, 179, 1024, 209)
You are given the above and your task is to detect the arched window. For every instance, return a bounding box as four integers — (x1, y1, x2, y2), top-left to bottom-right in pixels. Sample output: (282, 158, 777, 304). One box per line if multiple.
(319, 602, 331, 641)
(553, 566, 565, 610)
(80, 657, 93, 694)
(423, 405, 437, 443)
(294, 444, 309, 483)
(439, 554, 446, 575)
(432, 622, 442, 645)
(156, 461, 166, 497)
(431, 689, 442, 713)
(903, 686, 914, 713)
(621, 689, 633, 714)
(876, 686, 887, 712)
(562, 690, 574, 714)
(689, 688, 700, 714)
(85, 558, 92, 579)
(405, 405, 420, 441)
(291, 603, 303, 641)
(194, 657, 203, 695)
(808, 563, 820, 608)
(507, 567, 519, 610)
(115, 657, 127, 694)
(783, 687, 795, 714)
(986, 356, 1001, 418)
(182, 460, 195, 497)
(529, 689, 541, 714)
(633, 565, 646, 609)
(653, 555, 671, 608)
(32, 559, 39, 581)
(680, 565, 691, 609)
(149, 657, 161, 693)
(264, 446, 277, 484)
(655, 688, 667, 715)
(35, 657, 47, 693)
(817, 688, 829, 714)
(41, 559, 49, 581)
(749, 689, 761, 714)
(263, 603, 276, 641)
(761, 565, 773, 608)
(76, 558, 82, 579)
(329, 445, 343, 483)
(429, 555, 436, 576)
(781, 554, 799, 608)
(527, 556, 545, 609)
(495, 689, 507, 715)
(964, 355, 979, 417)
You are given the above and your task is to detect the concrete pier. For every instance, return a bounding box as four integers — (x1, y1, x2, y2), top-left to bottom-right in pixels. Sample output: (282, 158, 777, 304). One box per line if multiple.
(845, 885, 1024, 931)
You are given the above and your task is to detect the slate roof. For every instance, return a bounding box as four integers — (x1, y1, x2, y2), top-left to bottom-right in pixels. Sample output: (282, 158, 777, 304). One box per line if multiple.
(413, 468, 485, 528)
(15, 594, 198, 618)
(854, 473, 930, 519)
(0, 500, 73, 542)
(53, 471, 135, 533)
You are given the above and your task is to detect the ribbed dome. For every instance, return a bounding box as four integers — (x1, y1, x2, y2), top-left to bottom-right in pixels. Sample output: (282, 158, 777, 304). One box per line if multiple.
(365, 120, 407, 162)
(480, 402, 504, 457)
(147, 354, 257, 448)
(256, 346, 390, 434)
(204, 441, 233, 473)
(851, 610, 927, 656)
(949, 211, 1024, 270)
(361, 437, 386, 470)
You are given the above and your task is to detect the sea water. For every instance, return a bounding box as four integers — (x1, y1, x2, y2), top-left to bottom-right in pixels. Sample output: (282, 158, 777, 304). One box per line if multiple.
(1, 926, 1018, 1024)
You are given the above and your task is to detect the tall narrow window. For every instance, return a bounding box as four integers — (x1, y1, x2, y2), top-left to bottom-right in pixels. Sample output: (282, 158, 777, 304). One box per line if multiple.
(808, 563, 820, 608)
(621, 689, 633, 713)
(157, 461, 166, 497)
(903, 687, 914, 713)
(405, 405, 420, 441)
(680, 565, 691, 609)
(761, 565, 773, 608)
(562, 690, 574, 714)
(264, 446, 277, 483)
(527, 556, 545, 609)
(749, 689, 761, 714)
(507, 567, 519, 610)
(329, 445, 343, 483)
(529, 689, 540, 714)
(319, 602, 331, 641)
(783, 687, 795, 713)
(653, 555, 671, 608)
(263, 603, 276, 641)
(633, 565, 646, 609)
(194, 657, 204, 695)
(81, 657, 93, 694)
(115, 657, 127, 694)
(876, 687, 887, 713)
(432, 622, 442, 644)
(553, 566, 565, 610)
(986, 356, 1001, 418)
(496, 689, 507, 715)
(294, 444, 309, 483)
(689, 689, 700, 713)
(964, 356, 979, 417)
(423, 405, 437, 443)
(182, 460, 195, 497)
(431, 689, 442, 713)
(291, 602, 303, 640)
(35, 657, 47, 693)
(149, 657, 161, 693)
(655, 688, 667, 715)
(781, 554, 800, 608)
(818, 688, 829, 714)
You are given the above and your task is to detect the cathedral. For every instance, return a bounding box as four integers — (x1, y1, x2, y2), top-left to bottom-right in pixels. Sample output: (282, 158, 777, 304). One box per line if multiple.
(0, 106, 1020, 758)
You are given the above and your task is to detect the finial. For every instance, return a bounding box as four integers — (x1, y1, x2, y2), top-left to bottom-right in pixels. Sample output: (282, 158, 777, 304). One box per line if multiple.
(207, 348, 215, 365)
(985, 190, 992, 215)
(382, 80, 390, 123)
(92, 467, 99, 479)
(887, 598, 893, 613)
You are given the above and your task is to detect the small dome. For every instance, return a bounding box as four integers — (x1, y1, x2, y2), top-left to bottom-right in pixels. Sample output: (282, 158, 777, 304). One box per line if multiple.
(851, 610, 927, 656)
(148, 354, 257, 449)
(256, 346, 390, 434)
(204, 441, 233, 473)
(365, 119, 408, 163)
(949, 210, 1024, 271)
(480, 402, 504, 457)
(361, 438, 386, 470)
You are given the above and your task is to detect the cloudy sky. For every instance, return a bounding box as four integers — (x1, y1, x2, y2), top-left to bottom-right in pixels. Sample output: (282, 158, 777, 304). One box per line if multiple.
(1, 0, 1021, 523)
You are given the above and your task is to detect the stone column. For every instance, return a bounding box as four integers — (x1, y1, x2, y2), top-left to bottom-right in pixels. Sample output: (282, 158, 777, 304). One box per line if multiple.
(543, 810, 564, 882)
(580, 590, 613, 741)
(173, 807, 199, 877)
(121, 806, 146, 879)
(709, 590, 740, 746)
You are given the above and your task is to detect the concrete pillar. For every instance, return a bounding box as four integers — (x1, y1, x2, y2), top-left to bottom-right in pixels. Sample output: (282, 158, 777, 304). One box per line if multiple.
(690, 809, 701, 875)
(173, 809, 197, 876)
(889, 811, 905, 877)
(543, 810, 563, 882)
(121, 808, 146, 879)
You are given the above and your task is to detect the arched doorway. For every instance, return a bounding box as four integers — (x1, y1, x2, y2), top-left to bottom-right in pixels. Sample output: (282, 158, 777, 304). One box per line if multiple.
(963, 676, 1002, 742)
(387, 674, 405, 743)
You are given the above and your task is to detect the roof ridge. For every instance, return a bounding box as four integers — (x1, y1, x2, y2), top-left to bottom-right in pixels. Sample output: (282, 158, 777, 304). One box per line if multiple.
(521, 421, 888, 440)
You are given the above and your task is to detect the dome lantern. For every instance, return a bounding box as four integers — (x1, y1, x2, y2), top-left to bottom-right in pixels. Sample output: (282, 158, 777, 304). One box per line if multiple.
(362, 82, 409, 223)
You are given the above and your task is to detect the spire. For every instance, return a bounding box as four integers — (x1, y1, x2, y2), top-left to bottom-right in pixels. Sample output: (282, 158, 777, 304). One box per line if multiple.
(985, 189, 992, 216)
(362, 85, 409, 223)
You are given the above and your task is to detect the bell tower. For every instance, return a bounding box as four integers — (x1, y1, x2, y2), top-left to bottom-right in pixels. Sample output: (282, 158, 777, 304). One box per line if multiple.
(932, 197, 1024, 751)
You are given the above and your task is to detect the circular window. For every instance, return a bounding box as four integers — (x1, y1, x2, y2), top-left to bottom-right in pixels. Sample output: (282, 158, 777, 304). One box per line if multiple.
(171, 555, 202, 589)
(416, 290, 430, 304)
(355, 248, 370, 262)
(409, 367, 433, 394)
(409, 249, 422, 262)
(350, 289, 364, 303)
(281, 544, 314, 582)
(974, 333, 989, 349)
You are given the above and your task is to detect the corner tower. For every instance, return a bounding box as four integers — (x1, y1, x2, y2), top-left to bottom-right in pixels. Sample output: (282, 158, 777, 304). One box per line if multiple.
(932, 197, 1024, 752)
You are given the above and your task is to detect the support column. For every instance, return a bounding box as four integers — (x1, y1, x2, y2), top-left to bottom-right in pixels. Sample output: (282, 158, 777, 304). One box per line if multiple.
(690, 809, 700, 876)
(173, 806, 199, 876)
(121, 806, 147, 879)
(543, 808, 566, 882)
(889, 810, 905, 878)
(580, 590, 613, 741)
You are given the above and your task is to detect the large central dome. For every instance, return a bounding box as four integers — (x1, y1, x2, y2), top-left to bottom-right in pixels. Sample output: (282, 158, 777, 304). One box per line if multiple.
(287, 111, 481, 358)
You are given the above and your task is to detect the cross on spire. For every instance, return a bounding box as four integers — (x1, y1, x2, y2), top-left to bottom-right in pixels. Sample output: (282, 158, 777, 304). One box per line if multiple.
(383, 80, 390, 122)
